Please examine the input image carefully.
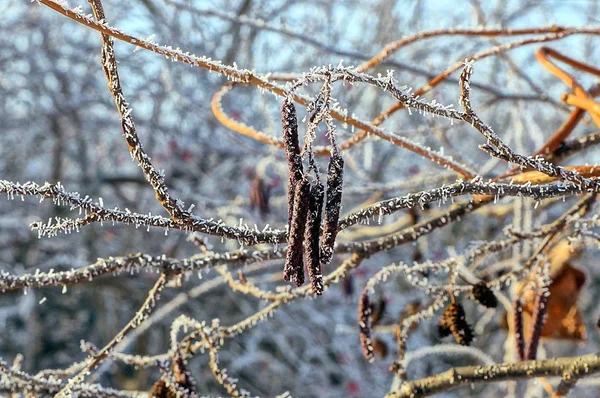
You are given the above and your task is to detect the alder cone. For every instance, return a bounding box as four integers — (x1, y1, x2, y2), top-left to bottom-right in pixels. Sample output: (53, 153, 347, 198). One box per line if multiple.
(472, 281, 498, 308)
(439, 302, 474, 346)
(438, 306, 452, 338)
(438, 321, 452, 338)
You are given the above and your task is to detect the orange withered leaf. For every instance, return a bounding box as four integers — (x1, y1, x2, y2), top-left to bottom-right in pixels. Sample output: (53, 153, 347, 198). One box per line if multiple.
(529, 263, 586, 341)
(515, 240, 587, 342)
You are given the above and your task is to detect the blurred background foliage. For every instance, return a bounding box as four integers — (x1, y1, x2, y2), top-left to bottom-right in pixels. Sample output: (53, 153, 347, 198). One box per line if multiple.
(2, 0, 600, 396)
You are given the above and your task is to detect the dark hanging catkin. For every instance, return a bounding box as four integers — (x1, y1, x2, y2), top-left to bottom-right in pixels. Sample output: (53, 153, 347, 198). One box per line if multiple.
(525, 288, 549, 360)
(358, 292, 374, 361)
(283, 178, 310, 286)
(304, 181, 325, 295)
(321, 152, 344, 265)
(281, 99, 304, 227)
(514, 298, 525, 361)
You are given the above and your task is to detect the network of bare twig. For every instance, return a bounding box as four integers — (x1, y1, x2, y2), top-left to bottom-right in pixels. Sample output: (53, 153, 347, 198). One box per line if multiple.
(4, 1, 600, 397)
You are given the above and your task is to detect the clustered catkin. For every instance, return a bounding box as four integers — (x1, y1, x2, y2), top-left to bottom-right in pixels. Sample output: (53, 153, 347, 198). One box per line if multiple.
(281, 97, 344, 293)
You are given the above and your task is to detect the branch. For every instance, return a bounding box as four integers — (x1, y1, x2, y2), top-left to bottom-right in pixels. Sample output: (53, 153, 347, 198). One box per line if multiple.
(55, 273, 168, 397)
(88, 0, 187, 222)
(387, 353, 600, 398)
(0, 248, 282, 292)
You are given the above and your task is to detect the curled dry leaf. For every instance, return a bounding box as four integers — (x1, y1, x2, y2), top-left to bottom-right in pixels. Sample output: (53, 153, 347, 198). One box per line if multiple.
(522, 263, 586, 341)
